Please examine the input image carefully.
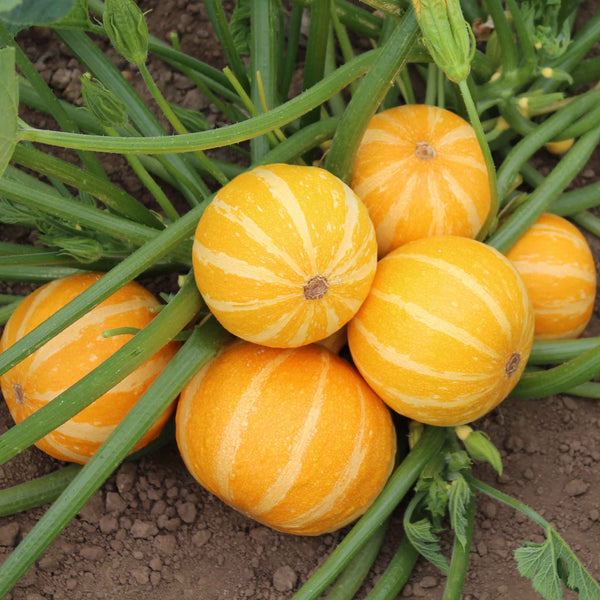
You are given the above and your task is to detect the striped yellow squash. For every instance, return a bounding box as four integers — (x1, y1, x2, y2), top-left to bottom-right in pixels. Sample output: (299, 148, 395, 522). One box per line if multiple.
(0, 273, 178, 464)
(506, 213, 596, 340)
(348, 236, 534, 426)
(176, 342, 396, 535)
(350, 105, 491, 257)
(192, 163, 377, 348)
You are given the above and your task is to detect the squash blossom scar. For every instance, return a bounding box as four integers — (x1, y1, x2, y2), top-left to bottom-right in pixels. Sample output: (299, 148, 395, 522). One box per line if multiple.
(13, 383, 25, 405)
(304, 275, 329, 300)
(505, 353, 521, 376)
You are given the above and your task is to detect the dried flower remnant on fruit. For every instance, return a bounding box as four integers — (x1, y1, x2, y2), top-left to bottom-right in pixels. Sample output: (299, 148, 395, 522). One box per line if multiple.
(415, 141, 436, 160)
(103, 0, 149, 65)
(505, 353, 521, 376)
(304, 275, 328, 300)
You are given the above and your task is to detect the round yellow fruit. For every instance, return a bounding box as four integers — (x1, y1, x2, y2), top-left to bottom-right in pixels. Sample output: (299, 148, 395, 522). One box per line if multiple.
(350, 105, 491, 256)
(192, 163, 377, 348)
(176, 342, 396, 535)
(506, 213, 596, 339)
(348, 236, 534, 426)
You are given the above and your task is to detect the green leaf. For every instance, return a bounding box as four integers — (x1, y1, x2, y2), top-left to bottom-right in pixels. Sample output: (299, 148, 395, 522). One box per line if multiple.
(425, 475, 449, 521)
(50, 0, 91, 31)
(0, 0, 75, 32)
(0, 47, 17, 178)
(446, 450, 472, 474)
(461, 431, 503, 476)
(229, 0, 251, 56)
(515, 528, 600, 600)
(404, 518, 450, 575)
(448, 474, 472, 548)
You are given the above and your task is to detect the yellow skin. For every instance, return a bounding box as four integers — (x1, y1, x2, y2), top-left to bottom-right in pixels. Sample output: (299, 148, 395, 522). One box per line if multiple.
(350, 105, 491, 257)
(176, 342, 396, 536)
(193, 163, 377, 348)
(506, 213, 596, 340)
(348, 236, 534, 427)
(0, 273, 178, 464)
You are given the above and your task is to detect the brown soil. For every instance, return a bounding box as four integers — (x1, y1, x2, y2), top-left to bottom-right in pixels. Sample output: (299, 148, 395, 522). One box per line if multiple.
(1, 2, 600, 599)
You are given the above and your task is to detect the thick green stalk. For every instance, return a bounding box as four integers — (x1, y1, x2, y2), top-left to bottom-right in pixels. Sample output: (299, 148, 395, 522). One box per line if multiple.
(0, 319, 229, 598)
(571, 56, 600, 88)
(496, 89, 600, 199)
(365, 536, 418, 599)
(279, 4, 304, 100)
(0, 178, 190, 263)
(572, 211, 600, 237)
(529, 338, 600, 365)
(11, 144, 163, 229)
(0, 275, 202, 465)
(292, 427, 446, 600)
(257, 118, 339, 166)
(0, 300, 22, 326)
(458, 78, 498, 241)
(325, 6, 419, 182)
(250, 0, 280, 161)
(18, 50, 379, 154)
(442, 495, 475, 600)
(0, 23, 107, 179)
(0, 293, 25, 303)
(488, 125, 600, 253)
(0, 203, 204, 377)
(334, 0, 383, 39)
(484, 0, 518, 74)
(325, 521, 389, 600)
(203, 0, 251, 92)
(511, 342, 600, 399)
(325, 26, 347, 118)
(137, 62, 227, 188)
(103, 127, 180, 222)
(0, 266, 86, 282)
(301, 0, 331, 128)
(0, 465, 82, 517)
(56, 29, 207, 206)
(550, 183, 600, 216)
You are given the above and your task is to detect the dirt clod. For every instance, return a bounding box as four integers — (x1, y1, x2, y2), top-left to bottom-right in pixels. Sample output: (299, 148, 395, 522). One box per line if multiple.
(564, 479, 590, 497)
(0, 522, 20, 546)
(272, 566, 298, 592)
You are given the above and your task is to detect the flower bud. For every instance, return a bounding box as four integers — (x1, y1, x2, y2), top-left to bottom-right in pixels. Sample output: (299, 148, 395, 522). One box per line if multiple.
(103, 0, 148, 65)
(545, 138, 575, 155)
(456, 427, 503, 475)
(413, 0, 475, 83)
(81, 73, 128, 128)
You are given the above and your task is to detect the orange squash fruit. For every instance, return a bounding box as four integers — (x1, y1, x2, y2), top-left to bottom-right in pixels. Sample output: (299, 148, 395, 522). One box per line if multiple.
(350, 104, 491, 256)
(192, 163, 377, 348)
(176, 341, 396, 535)
(506, 213, 596, 340)
(347, 236, 534, 426)
(0, 273, 179, 464)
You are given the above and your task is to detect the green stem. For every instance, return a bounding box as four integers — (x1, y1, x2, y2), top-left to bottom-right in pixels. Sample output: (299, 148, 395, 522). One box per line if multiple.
(484, 0, 518, 73)
(301, 0, 331, 129)
(18, 50, 380, 154)
(0, 23, 107, 180)
(0, 275, 202, 466)
(0, 293, 25, 303)
(137, 62, 227, 188)
(511, 342, 600, 399)
(0, 178, 190, 263)
(57, 29, 208, 206)
(0, 319, 229, 599)
(325, 5, 419, 182)
(203, 0, 251, 93)
(572, 211, 600, 237)
(334, 0, 383, 39)
(330, 0, 356, 93)
(325, 26, 347, 118)
(279, 4, 304, 100)
(292, 427, 446, 600)
(11, 144, 164, 229)
(442, 494, 475, 600)
(250, 0, 280, 162)
(550, 183, 600, 216)
(0, 465, 82, 518)
(0, 203, 205, 377)
(471, 479, 548, 529)
(325, 521, 389, 600)
(529, 337, 600, 365)
(365, 536, 418, 599)
(457, 78, 498, 241)
(0, 299, 22, 326)
(425, 64, 438, 106)
(0, 266, 87, 282)
(488, 125, 600, 253)
(563, 381, 600, 399)
(104, 126, 180, 222)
